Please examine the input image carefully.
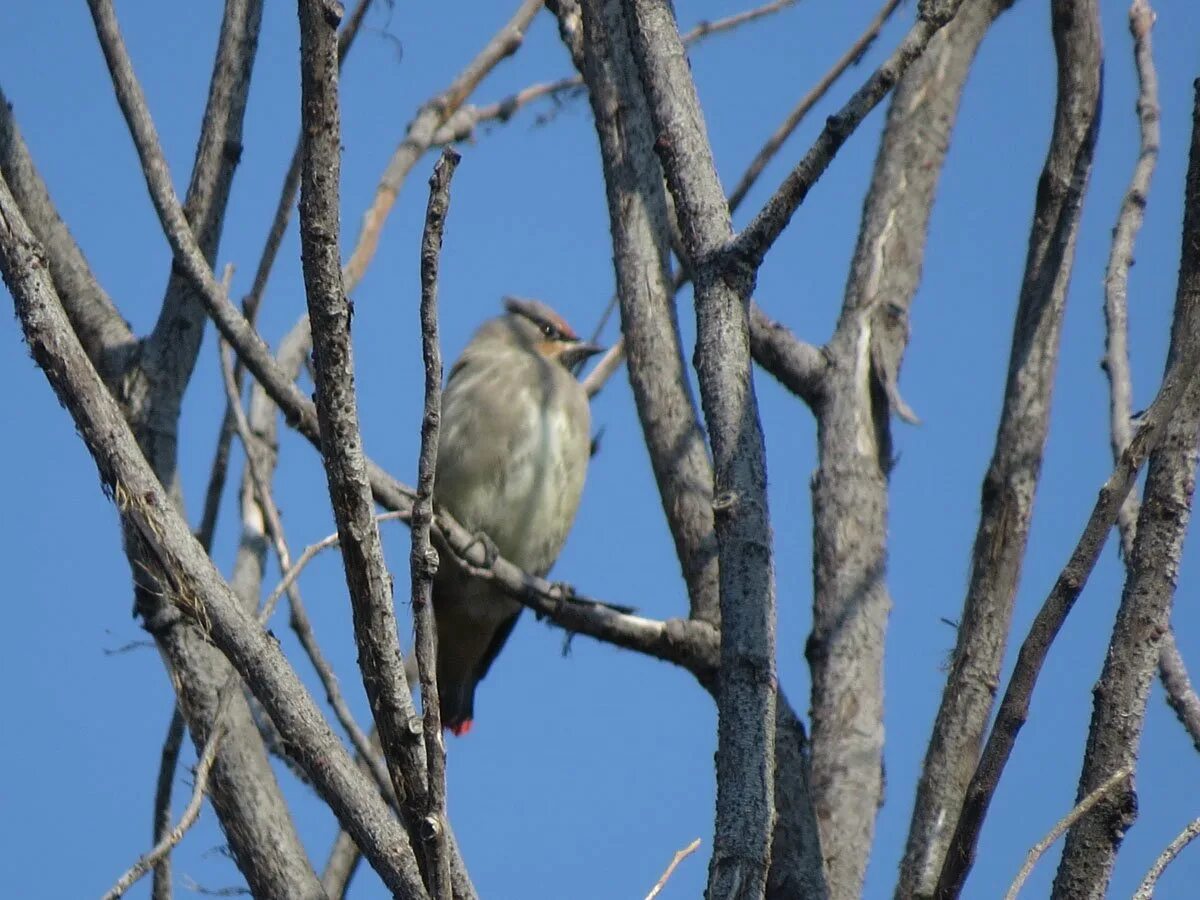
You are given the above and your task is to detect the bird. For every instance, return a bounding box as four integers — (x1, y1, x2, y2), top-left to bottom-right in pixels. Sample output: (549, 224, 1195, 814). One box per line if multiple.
(428, 297, 602, 736)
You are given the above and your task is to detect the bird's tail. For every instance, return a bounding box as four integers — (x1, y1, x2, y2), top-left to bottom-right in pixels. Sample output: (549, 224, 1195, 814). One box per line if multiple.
(438, 675, 475, 736)
(404, 651, 475, 735)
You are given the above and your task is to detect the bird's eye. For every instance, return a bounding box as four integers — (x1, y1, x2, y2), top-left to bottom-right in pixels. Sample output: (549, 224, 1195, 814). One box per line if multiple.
(541, 322, 557, 339)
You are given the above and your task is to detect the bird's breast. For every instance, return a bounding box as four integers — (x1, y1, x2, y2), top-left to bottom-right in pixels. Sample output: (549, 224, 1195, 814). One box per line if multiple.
(434, 356, 590, 576)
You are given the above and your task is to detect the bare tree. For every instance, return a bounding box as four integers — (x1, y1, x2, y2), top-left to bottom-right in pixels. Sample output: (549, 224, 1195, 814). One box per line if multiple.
(3, 1, 1200, 899)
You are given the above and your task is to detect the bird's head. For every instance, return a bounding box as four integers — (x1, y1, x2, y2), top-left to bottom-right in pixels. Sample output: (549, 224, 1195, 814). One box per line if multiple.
(501, 296, 604, 370)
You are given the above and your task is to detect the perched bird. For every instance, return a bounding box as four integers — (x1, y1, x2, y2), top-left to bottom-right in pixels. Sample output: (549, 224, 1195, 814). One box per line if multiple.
(430, 297, 602, 735)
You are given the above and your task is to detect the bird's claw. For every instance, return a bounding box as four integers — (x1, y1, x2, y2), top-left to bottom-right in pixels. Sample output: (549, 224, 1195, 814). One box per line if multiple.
(463, 530, 500, 569)
(551, 581, 575, 614)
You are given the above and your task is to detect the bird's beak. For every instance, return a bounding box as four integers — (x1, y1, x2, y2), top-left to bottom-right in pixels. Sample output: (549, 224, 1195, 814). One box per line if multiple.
(560, 340, 605, 369)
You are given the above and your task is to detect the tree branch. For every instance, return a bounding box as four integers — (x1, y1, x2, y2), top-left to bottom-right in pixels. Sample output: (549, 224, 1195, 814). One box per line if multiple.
(341, 0, 544, 293)
(296, 0, 438, 887)
(1053, 79, 1200, 900)
(576, 0, 719, 625)
(0, 84, 134, 382)
(0, 169, 425, 897)
(196, 0, 375, 553)
(731, 0, 968, 270)
(624, 1, 779, 896)
(150, 706, 186, 900)
(933, 75, 1200, 900)
(410, 148, 459, 900)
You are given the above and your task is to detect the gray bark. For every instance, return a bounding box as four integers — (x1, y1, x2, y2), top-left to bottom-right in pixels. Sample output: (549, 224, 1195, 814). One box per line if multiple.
(902, 0, 1101, 893)
(124, 0, 263, 486)
(0, 85, 134, 381)
(0, 171, 425, 896)
(81, 1, 330, 894)
(577, 0, 719, 626)
(295, 0, 432, 877)
(623, 1, 778, 896)
(1052, 81, 1200, 900)
(802, 3, 1008, 897)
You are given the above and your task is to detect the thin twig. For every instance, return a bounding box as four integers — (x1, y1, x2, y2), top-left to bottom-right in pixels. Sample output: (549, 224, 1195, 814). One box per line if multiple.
(262, 512, 404, 612)
(411, 148, 459, 900)
(195, 0, 375, 555)
(217, 340, 394, 805)
(342, 0, 544, 293)
(1103, 0, 1160, 560)
(1003, 767, 1131, 900)
(733, 0, 967, 268)
(150, 707, 185, 900)
(935, 76, 1200, 900)
(103, 696, 231, 900)
(1133, 814, 1200, 899)
(432, 0, 800, 144)
(644, 838, 702, 900)
(727, 0, 903, 212)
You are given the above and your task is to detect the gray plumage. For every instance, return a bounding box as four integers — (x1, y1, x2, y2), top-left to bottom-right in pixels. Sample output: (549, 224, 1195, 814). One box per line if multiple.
(431, 298, 600, 734)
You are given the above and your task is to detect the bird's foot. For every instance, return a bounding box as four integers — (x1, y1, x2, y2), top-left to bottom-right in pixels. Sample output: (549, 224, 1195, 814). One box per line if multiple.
(461, 530, 500, 570)
(534, 581, 576, 622)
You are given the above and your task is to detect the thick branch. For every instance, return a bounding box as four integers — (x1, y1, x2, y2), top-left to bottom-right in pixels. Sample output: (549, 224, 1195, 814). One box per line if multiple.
(932, 80, 1200, 900)
(811, 2, 1018, 893)
(0, 84, 134, 380)
(625, 1, 778, 896)
(576, 0, 719, 625)
(0, 171, 425, 897)
(296, 0, 432, 873)
(1052, 78, 1200, 900)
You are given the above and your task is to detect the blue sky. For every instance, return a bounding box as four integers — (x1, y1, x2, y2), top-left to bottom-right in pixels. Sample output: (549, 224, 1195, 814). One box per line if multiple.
(3, 1, 1200, 898)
